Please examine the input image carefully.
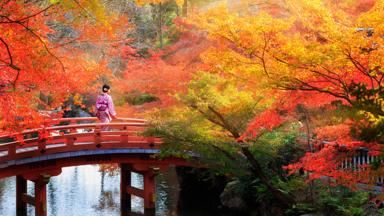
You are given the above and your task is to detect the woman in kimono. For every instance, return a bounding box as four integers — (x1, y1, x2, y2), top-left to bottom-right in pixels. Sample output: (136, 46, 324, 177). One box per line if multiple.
(95, 84, 117, 130)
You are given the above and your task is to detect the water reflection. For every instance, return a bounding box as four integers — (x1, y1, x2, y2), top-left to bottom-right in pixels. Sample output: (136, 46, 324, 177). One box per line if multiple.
(0, 165, 183, 216)
(0, 166, 121, 216)
(0, 177, 15, 215)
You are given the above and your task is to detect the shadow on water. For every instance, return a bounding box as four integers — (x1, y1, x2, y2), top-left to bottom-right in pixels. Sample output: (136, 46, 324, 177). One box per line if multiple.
(0, 165, 231, 216)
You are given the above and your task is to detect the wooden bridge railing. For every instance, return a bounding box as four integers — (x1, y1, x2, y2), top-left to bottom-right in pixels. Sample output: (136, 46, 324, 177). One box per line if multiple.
(0, 117, 160, 165)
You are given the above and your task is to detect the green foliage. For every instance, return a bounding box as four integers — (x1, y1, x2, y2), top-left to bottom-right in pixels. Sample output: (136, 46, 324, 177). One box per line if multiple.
(125, 92, 159, 105)
(285, 203, 316, 216)
(177, 71, 263, 134)
(145, 109, 247, 175)
(283, 181, 372, 216)
(49, 0, 60, 4)
(248, 128, 304, 177)
(275, 176, 306, 196)
(150, 0, 179, 48)
(349, 82, 384, 118)
(317, 188, 369, 216)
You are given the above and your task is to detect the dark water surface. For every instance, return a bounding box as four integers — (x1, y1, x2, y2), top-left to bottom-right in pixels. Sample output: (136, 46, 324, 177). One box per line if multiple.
(0, 165, 181, 216)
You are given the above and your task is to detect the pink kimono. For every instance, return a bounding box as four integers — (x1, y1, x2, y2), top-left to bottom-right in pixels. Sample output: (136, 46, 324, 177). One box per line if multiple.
(96, 93, 116, 130)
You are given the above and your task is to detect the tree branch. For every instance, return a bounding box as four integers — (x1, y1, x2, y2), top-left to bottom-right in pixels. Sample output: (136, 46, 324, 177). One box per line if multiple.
(1, 16, 66, 72)
(344, 49, 376, 88)
(207, 105, 241, 138)
(0, 37, 20, 71)
(0, 5, 54, 24)
(280, 77, 353, 105)
(189, 104, 227, 128)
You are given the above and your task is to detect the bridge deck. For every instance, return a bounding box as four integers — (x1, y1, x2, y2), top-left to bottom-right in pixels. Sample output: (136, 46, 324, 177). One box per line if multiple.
(0, 117, 163, 176)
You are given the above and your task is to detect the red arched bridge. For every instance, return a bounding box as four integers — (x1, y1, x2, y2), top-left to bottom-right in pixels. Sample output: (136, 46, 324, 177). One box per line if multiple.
(0, 117, 190, 216)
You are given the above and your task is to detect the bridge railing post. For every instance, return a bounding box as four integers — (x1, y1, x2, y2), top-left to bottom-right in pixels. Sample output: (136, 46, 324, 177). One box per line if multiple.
(7, 143, 16, 159)
(94, 126, 101, 148)
(66, 136, 75, 146)
(38, 138, 46, 154)
(121, 126, 129, 144)
(69, 119, 77, 133)
(38, 128, 47, 154)
(146, 137, 155, 148)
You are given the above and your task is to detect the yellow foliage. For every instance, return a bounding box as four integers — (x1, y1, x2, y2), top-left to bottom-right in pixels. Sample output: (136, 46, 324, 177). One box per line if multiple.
(191, 0, 384, 121)
(135, 0, 174, 6)
(55, 0, 109, 26)
(73, 94, 83, 106)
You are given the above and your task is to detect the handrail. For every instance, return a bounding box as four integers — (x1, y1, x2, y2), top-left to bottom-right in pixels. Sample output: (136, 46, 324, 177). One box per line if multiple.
(0, 117, 159, 165)
(52, 117, 147, 123)
(0, 118, 148, 139)
(45, 122, 147, 131)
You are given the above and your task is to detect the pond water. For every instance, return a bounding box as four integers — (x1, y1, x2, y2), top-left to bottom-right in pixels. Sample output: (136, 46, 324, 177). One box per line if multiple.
(0, 165, 181, 216)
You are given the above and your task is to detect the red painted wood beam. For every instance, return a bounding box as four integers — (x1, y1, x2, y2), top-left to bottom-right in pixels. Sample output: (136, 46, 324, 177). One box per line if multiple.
(143, 171, 155, 215)
(21, 194, 36, 206)
(16, 175, 27, 216)
(34, 175, 50, 216)
(0, 155, 193, 179)
(22, 169, 62, 181)
(126, 186, 145, 198)
(121, 164, 131, 216)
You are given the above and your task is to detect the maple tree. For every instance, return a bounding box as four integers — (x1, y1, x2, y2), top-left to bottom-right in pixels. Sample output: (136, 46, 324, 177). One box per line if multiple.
(145, 71, 297, 207)
(183, 0, 384, 187)
(0, 0, 129, 132)
(2, 0, 384, 212)
(138, 0, 384, 211)
(252, 0, 384, 187)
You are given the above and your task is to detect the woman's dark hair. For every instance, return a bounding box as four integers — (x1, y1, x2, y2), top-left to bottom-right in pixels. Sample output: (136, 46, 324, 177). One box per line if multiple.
(102, 84, 110, 93)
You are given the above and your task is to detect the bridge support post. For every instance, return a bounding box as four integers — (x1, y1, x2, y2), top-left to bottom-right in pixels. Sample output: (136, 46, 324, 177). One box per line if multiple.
(34, 174, 50, 216)
(120, 164, 131, 216)
(120, 164, 157, 216)
(16, 175, 27, 216)
(143, 171, 155, 216)
(16, 174, 50, 216)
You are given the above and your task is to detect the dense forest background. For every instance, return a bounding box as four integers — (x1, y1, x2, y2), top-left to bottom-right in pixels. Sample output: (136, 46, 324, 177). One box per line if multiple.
(2, 0, 384, 215)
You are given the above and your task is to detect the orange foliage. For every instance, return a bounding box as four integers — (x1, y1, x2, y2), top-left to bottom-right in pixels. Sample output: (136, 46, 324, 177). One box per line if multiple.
(240, 109, 283, 141)
(0, 1, 128, 133)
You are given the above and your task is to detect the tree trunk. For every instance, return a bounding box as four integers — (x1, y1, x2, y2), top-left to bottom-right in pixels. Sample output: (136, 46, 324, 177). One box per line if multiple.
(182, 0, 187, 17)
(158, 3, 163, 49)
(241, 146, 295, 208)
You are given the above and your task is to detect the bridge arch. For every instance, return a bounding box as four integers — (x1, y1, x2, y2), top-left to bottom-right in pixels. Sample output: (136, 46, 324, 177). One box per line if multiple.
(0, 117, 189, 216)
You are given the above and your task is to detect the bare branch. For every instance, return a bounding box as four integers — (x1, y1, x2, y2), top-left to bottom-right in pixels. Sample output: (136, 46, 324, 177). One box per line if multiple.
(280, 77, 353, 105)
(0, 37, 13, 65)
(189, 104, 227, 129)
(207, 106, 241, 138)
(343, 49, 377, 88)
(1, 15, 66, 72)
(260, 31, 271, 77)
(0, 5, 54, 24)
(0, 37, 21, 90)
(0, 37, 20, 71)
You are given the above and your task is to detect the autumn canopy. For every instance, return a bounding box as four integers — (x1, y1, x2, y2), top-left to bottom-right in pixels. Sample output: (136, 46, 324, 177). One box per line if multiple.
(2, 0, 384, 212)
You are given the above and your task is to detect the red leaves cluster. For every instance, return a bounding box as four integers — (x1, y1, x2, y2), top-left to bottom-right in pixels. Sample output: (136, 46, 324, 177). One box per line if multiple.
(285, 145, 369, 188)
(239, 109, 283, 141)
(313, 124, 351, 143)
(0, 1, 129, 133)
(109, 18, 212, 110)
